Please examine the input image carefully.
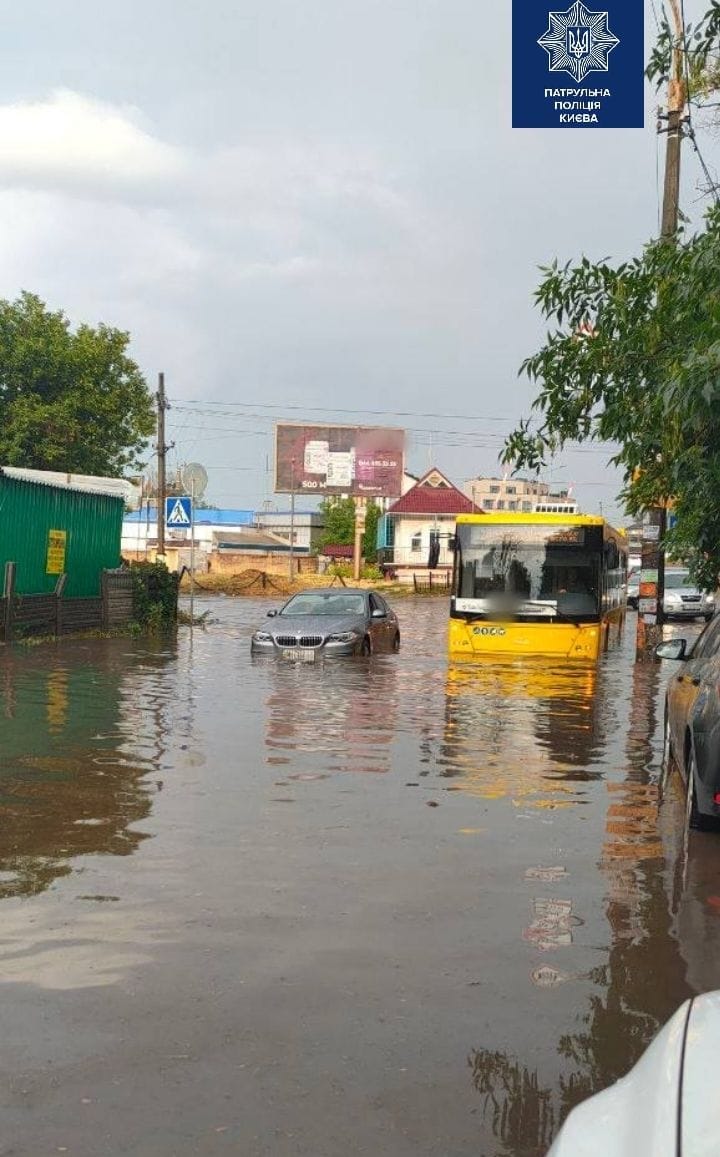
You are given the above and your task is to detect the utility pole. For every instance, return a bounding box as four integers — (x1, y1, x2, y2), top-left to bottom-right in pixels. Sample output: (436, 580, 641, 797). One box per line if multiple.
(156, 372, 171, 560)
(661, 0, 685, 241)
(288, 457, 296, 581)
(637, 0, 686, 661)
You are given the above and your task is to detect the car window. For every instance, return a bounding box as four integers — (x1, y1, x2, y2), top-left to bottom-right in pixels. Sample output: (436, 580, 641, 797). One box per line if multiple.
(690, 616, 720, 659)
(369, 594, 384, 614)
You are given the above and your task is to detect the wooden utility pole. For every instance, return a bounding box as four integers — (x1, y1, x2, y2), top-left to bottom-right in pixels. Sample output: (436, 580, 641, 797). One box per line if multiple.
(661, 0, 686, 241)
(156, 372, 169, 559)
(637, 0, 686, 661)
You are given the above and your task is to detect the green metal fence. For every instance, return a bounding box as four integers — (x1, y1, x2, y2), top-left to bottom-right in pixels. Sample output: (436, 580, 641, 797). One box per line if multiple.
(0, 474, 124, 597)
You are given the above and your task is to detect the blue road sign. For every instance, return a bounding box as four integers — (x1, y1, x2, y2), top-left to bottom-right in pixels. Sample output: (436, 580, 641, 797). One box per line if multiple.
(165, 496, 192, 528)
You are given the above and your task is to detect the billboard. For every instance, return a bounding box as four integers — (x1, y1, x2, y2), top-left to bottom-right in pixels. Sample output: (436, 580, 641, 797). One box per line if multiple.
(274, 424, 404, 498)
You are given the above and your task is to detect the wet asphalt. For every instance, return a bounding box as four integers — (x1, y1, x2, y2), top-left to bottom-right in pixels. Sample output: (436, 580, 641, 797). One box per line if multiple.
(1, 597, 719, 1157)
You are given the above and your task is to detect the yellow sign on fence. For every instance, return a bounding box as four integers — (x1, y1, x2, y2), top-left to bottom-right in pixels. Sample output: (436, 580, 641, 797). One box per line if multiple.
(46, 529, 67, 575)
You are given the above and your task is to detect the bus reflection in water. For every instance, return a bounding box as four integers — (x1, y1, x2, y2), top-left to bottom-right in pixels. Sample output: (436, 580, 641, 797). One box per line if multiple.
(448, 513, 627, 660)
(440, 660, 602, 807)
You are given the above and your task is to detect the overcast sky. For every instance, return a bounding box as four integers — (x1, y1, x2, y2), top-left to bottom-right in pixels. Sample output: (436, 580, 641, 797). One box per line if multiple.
(0, 0, 715, 518)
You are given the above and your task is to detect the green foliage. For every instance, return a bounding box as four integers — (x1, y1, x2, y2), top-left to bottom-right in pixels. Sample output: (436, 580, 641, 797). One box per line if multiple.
(318, 496, 381, 561)
(362, 501, 380, 562)
(328, 561, 384, 581)
(131, 561, 179, 633)
(0, 291, 155, 475)
(319, 496, 356, 547)
(502, 208, 720, 590)
(646, 2, 720, 109)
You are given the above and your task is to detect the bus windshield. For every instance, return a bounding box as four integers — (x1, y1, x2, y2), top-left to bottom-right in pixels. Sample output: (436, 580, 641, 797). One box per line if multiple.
(453, 523, 600, 619)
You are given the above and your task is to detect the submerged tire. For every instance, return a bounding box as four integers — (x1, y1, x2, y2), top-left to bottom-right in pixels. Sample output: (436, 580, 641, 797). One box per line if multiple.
(361, 637, 372, 656)
(392, 632, 401, 653)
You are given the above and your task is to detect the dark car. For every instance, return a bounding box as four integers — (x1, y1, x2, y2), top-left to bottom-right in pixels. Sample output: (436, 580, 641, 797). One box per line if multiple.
(250, 588, 400, 660)
(657, 617, 720, 828)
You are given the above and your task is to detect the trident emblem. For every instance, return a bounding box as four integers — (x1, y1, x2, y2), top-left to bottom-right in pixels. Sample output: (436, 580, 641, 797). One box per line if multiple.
(568, 27, 590, 57)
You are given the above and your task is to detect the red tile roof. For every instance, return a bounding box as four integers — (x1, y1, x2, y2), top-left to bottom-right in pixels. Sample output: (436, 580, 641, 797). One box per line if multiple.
(387, 469, 478, 516)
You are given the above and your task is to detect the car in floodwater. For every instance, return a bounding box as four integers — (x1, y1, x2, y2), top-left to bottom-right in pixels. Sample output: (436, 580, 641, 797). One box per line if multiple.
(663, 567, 715, 621)
(656, 616, 720, 828)
(250, 588, 400, 660)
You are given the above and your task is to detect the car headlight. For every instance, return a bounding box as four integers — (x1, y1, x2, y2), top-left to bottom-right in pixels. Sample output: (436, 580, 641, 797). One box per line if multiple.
(665, 592, 680, 602)
(327, 631, 361, 643)
(253, 631, 273, 642)
(706, 595, 715, 604)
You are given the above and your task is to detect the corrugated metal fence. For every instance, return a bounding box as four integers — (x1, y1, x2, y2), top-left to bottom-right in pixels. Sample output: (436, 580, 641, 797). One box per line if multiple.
(0, 473, 124, 598)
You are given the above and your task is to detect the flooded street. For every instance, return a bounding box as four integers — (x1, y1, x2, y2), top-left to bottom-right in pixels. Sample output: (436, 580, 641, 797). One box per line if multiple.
(2, 597, 720, 1157)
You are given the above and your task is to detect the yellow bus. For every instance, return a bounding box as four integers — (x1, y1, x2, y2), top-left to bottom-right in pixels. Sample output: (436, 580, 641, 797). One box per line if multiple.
(448, 512, 627, 660)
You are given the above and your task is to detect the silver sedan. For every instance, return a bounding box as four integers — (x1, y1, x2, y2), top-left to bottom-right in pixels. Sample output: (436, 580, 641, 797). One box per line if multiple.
(250, 588, 401, 660)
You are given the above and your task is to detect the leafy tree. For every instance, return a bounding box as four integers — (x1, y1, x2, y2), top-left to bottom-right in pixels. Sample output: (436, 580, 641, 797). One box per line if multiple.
(318, 496, 381, 560)
(363, 501, 380, 562)
(502, 208, 720, 590)
(319, 496, 356, 548)
(0, 291, 155, 476)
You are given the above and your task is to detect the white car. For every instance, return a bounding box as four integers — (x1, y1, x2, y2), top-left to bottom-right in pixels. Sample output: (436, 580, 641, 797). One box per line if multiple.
(663, 568, 715, 622)
(547, 991, 719, 1155)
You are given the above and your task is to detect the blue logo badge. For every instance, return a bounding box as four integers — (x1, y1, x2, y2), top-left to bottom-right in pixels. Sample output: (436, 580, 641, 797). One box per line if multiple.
(513, 0, 643, 128)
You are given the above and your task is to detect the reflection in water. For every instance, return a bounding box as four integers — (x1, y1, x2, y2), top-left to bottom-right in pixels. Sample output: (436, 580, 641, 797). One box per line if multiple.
(463, 644, 696, 1155)
(441, 660, 603, 807)
(0, 647, 174, 898)
(262, 656, 400, 775)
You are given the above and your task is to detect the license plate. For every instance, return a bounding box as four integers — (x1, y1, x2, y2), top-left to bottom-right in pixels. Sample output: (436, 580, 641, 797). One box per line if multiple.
(282, 648, 316, 662)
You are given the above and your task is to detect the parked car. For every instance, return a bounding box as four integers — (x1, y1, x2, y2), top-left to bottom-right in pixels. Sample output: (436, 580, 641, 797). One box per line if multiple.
(663, 567, 715, 621)
(656, 617, 720, 828)
(547, 992, 720, 1155)
(626, 568, 640, 609)
(250, 588, 400, 660)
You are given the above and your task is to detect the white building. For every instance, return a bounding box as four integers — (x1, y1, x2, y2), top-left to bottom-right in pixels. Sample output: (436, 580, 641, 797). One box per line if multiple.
(377, 467, 475, 579)
(463, 475, 578, 515)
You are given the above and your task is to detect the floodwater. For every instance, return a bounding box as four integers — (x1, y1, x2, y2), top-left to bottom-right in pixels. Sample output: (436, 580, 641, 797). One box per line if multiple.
(1, 598, 719, 1157)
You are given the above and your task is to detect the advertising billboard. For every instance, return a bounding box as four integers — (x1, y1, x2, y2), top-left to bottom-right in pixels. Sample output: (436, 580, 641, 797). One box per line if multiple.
(274, 424, 405, 498)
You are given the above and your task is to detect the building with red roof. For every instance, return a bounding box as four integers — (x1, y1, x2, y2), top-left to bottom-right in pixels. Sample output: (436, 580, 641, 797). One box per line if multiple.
(377, 467, 481, 581)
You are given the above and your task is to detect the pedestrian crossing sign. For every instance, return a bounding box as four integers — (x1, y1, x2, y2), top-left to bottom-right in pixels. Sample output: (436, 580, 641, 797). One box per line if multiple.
(165, 496, 192, 527)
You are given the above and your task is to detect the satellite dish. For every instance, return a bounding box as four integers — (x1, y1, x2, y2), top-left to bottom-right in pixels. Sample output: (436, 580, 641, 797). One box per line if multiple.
(181, 462, 208, 498)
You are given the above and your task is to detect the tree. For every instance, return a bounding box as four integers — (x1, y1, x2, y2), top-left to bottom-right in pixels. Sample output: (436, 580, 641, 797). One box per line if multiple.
(318, 496, 356, 549)
(502, 208, 720, 590)
(363, 501, 381, 562)
(0, 292, 155, 476)
(318, 496, 381, 560)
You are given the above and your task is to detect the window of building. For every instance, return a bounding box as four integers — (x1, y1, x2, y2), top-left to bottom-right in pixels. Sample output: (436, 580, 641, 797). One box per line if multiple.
(411, 533, 422, 552)
(484, 499, 494, 510)
(489, 485, 500, 494)
(496, 500, 505, 511)
(508, 500, 517, 511)
(506, 486, 516, 495)
(522, 501, 532, 511)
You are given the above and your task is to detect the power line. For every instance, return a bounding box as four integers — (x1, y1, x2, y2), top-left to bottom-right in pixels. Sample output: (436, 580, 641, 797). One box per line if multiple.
(170, 398, 518, 424)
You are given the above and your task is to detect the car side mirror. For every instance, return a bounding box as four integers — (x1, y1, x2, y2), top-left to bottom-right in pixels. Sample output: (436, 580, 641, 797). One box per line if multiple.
(448, 536, 457, 552)
(655, 639, 687, 661)
(371, 608, 386, 619)
(267, 609, 278, 618)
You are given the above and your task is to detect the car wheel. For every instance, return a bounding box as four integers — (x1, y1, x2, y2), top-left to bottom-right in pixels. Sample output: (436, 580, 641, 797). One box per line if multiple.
(392, 632, 401, 653)
(361, 637, 372, 656)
